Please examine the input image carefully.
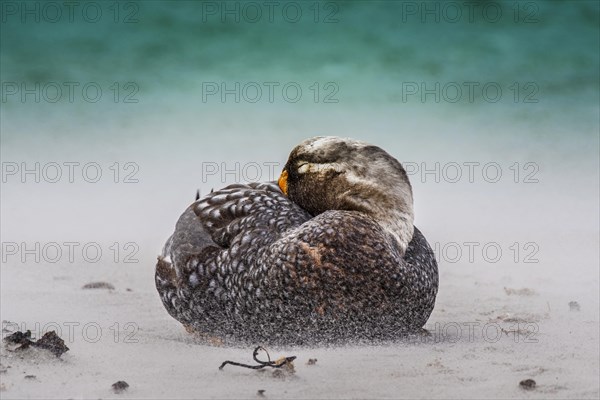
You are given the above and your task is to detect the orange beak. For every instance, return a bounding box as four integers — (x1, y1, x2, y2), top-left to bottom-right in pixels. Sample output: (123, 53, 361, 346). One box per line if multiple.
(278, 170, 288, 195)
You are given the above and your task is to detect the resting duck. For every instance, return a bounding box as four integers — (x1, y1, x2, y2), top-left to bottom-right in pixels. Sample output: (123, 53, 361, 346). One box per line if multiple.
(156, 137, 438, 345)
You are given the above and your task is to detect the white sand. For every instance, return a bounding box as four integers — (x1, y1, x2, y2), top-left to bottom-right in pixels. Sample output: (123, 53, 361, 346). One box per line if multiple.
(1, 245, 598, 399)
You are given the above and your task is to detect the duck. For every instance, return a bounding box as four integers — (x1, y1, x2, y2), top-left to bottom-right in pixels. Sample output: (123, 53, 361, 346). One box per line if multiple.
(155, 136, 438, 345)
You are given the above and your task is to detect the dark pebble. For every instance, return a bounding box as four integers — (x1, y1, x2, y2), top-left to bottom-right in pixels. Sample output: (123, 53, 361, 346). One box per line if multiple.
(257, 389, 266, 397)
(112, 380, 129, 393)
(4, 330, 32, 345)
(307, 358, 318, 365)
(5, 330, 69, 357)
(82, 282, 115, 290)
(569, 301, 580, 311)
(32, 331, 70, 357)
(519, 379, 536, 390)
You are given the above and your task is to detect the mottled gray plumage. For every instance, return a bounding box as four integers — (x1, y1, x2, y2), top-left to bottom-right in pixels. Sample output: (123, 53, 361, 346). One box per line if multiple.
(156, 137, 438, 345)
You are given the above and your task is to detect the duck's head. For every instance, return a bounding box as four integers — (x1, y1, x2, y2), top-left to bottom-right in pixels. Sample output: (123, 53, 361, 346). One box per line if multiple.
(279, 136, 414, 252)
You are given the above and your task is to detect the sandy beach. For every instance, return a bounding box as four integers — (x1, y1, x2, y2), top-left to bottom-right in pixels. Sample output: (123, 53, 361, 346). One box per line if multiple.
(1, 223, 598, 399)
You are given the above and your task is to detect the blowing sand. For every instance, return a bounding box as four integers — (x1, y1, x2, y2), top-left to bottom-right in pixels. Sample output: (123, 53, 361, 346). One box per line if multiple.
(1, 253, 598, 399)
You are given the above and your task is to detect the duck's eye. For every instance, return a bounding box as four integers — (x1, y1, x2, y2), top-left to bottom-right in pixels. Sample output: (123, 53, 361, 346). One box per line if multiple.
(296, 162, 309, 174)
(297, 162, 343, 174)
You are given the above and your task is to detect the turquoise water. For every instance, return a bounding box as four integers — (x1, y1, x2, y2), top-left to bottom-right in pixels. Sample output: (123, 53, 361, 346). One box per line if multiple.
(2, 1, 598, 129)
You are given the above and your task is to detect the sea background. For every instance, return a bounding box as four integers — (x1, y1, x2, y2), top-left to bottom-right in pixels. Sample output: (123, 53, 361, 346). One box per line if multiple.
(1, 1, 599, 398)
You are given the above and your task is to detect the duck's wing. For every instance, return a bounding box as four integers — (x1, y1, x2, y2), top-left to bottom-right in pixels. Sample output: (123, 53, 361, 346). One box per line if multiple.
(155, 182, 311, 332)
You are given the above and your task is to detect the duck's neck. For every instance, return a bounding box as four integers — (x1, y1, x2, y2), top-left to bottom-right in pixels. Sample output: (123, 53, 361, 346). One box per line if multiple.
(376, 207, 414, 254)
(344, 190, 415, 254)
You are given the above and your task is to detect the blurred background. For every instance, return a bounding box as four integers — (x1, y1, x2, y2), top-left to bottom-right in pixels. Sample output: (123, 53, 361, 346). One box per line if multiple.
(1, 2, 599, 398)
(1, 0, 598, 320)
